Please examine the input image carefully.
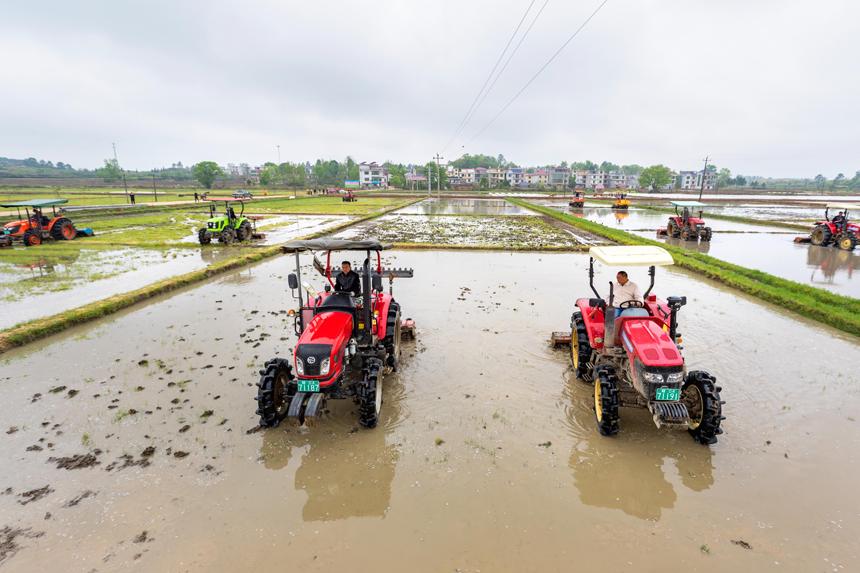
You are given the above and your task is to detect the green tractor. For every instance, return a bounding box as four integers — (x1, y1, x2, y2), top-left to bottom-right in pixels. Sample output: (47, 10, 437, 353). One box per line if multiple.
(198, 198, 254, 245)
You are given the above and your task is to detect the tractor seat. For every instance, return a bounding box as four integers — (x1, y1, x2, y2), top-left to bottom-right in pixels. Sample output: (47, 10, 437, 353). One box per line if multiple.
(316, 292, 356, 315)
(619, 307, 649, 318)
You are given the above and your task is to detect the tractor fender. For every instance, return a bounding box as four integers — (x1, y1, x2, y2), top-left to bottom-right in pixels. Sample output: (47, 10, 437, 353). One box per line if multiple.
(375, 293, 395, 340)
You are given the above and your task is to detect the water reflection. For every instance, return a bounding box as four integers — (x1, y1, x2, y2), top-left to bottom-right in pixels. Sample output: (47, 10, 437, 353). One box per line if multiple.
(396, 198, 532, 216)
(565, 375, 714, 520)
(663, 236, 711, 254)
(806, 245, 858, 286)
(259, 370, 405, 522)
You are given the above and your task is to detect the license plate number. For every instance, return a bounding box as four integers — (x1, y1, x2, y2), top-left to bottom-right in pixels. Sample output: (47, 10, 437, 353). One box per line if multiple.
(655, 387, 680, 401)
(297, 380, 320, 393)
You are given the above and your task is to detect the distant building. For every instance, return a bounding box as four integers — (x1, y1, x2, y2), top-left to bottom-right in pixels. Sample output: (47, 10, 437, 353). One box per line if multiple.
(506, 167, 525, 187)
(359, 162, 389, 188)
(548, 167, 570, 188)
(678, 170, 716, 191)
(486, 168, 505, 187)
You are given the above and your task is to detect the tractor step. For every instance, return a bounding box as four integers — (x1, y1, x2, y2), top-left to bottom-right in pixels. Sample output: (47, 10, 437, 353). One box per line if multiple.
(794, 237, 811, 243)
(550, 332, 571, 347)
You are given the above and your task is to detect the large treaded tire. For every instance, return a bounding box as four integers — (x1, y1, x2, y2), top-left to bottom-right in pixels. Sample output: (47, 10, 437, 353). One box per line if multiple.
(255, 358, 294, 427)
(22, 230, 42, 247)
(682, 371, 724, 445)
(810, 225, 832, 246)
(50, 218, 76, 241)
(236, 220, 252, 241)
(594, 366, 620, 436)
(383, 302, 401, 371)
(667, 219, 680, 238)
(699, 226, 712, 242)
(836, 233, 857, 251)
(358, 359, 383, 429)
(219, 228, 236, 244)
(570, 311, 594, 383)
(198, 228, 211, 245)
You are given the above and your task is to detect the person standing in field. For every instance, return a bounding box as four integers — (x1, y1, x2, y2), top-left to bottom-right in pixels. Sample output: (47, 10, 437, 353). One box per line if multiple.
(129, 192, 136, 205)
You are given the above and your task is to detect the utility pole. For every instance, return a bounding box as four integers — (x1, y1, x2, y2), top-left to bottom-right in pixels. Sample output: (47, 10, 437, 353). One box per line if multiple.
(113, 142, 130, 203)
(276, 144, 281, 164)
(434, 153, 444, 197)
(698, 155, 710, 201)
(152, 173, 158, 202)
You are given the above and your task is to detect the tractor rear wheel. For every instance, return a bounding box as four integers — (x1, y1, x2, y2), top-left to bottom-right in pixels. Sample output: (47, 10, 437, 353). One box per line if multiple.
(219, 228, 236, 244)
(570, 311, 593, 383)
(682, 371, 724, 445)
(50, 218, 76, 241)
(236, 220, 252, 241)
(383, 302, 402, 371)
(594, 366, 620, 436)
(358, 359, 383, 428)
(256, 358, 295, 427)
(810, 225, 832, 246)
(22, 230, 42, 247)
(198, 228, 211, 245)
(699, 227, 712, 242)
(836, 233, 857, 251)
(667, 220, 680, 238)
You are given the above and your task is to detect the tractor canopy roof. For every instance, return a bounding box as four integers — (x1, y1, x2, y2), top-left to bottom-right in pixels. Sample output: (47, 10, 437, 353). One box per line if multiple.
(670, 201, 707, 207)
(826, 203, 860, 211)
(589, 245, 674, 267)
(0, 199, 69, 208)
(281, 238, 389, 253)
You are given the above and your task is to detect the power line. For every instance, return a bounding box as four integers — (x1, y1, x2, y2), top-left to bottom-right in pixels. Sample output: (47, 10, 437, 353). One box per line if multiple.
(467, 0, 610, 145)
(441, 0, 537, 155)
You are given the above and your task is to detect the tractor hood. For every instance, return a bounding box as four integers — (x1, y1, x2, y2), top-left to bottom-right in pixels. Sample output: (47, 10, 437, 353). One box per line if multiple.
(294, 311, 353, 380)
(620, 320, 683, 368)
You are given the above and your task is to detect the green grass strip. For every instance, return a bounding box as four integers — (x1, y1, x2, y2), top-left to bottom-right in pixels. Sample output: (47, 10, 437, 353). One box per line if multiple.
(509, 198, 860, 337)
(0, 199, 420, 354)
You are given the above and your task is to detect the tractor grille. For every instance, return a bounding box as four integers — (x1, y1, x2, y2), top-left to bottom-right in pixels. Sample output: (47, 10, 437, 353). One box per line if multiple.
(649, 401, 689, 425)
(297, 344, 331, 376)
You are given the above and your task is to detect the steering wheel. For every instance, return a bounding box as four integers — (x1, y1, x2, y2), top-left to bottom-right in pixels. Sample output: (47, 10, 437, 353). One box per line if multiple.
(619, 300, 645, 309)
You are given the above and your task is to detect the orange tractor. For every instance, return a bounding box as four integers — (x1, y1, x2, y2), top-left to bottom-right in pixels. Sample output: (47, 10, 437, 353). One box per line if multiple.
(1, 199, 91, 247)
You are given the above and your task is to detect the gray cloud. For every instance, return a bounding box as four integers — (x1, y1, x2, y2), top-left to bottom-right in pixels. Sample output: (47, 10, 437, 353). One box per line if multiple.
(1, 0, 857, 177)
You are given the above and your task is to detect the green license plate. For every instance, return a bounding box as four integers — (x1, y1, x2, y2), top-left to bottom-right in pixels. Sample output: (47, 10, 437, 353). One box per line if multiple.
(297, 380, 320, 393)
(655, 387, 680, 401)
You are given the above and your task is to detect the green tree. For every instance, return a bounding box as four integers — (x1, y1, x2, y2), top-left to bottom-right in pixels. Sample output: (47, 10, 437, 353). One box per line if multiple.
(638, 165, 674, 192)
(386, 162, 407, 188)
(717, 168, 732, 188)
(621, 164, 644, 175)
(97, 158, 122, 181)
(425, 162, 448, 189)
(479, 176, 489, 189)
(192, 161, 224, 189)
(814, 174, 827, 189)
(599, 161, 620, 173)
(450, 153, 501, 169)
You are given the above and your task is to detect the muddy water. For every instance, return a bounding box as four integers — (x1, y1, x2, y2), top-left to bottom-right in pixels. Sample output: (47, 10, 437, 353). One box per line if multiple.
(1, 250, 859, 572)
(536, 202, 860, 298)
(396, 198, 534, 216)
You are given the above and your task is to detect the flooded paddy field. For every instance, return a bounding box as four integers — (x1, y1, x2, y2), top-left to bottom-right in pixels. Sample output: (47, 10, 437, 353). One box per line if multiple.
(534, 201, 860, 298)
(396, 197, 534, 216)
(1, 250, 858, 572)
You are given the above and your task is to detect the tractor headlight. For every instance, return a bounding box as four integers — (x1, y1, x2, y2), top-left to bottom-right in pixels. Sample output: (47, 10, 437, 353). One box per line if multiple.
(295, 358, 304, 375)
(666, 372, 684, 385)
(642, 371, 664, 384)
(320, 358, 330, 376)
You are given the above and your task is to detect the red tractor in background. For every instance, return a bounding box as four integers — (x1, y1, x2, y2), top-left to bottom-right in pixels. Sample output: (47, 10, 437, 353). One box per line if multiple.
(1, 199, 85, 247)
(568, 246, 724, 445)
(808, 203, 859, 251)
(343, 190, 358, 202)
(665, 201, 712, 242)
(568, 191, 585, 209)
(256, 238, 414, 429)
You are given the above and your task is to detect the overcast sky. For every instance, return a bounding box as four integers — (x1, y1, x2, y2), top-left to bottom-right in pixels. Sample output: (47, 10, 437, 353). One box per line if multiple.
(1, 0, 857, 177)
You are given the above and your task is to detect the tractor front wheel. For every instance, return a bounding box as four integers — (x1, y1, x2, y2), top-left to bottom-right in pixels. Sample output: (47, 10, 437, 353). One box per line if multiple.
(594, 366, 620, 436)
(383, 302, 402, 371)
(836, 233, 857, 251)
(358, 359, 383, 428)
(681, 226, 695, 241)
(256, 358, 295, 427)
(198, 228, 211, 245)
(682, 371, 724, 445)
(810, 225, 832, 246)
(219, 228, 236, 244)
(236, 220, 252, 241)
(570, 311, 593, 383)
(699, 226, 712, 242)
(22, 230, 42, 247)
(50, 218, 76, 241)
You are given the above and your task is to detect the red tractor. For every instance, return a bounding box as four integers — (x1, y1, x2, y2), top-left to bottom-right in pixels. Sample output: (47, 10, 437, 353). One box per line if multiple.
(568, 191, 585, 209)
(666, 201, 712, 241)
(256, 238, 414, 429)
(568, 246, 724, 445)
(1, 199, 80, 246)
(809, 203, 859, 251)
(342, 190, 358, 202)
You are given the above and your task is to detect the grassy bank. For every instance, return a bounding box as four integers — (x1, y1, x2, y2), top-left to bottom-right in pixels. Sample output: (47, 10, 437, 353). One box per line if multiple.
(0, 199, 420, 354)
(511, 199, 860, 338)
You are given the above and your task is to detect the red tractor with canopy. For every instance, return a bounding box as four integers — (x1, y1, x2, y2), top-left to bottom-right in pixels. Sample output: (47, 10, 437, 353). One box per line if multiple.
(568, 246, 724, 445)
(256, 238, 414, 429)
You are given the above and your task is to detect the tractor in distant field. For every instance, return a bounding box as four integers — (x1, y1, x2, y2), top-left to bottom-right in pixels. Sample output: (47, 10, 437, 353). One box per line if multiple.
(343, 190, 358, 202)
(197, 198, 255, 245)
(808, 203, 859, 251)
(0, 199, 93, 247)
(569, 191, 585, 209)
(563, 246, 724, 445)
(665, 201, 712, 242)
(256, 238, 415, 429)
(611, 193, 630, 210)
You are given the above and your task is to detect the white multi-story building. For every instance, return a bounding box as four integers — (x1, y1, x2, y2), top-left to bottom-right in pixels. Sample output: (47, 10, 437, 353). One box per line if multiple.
(678, 170, 716, 191)
(359, 162, 389, 188)
(506, 167, 525, 187)
(585, 171, 608, 189)
(487, 168, 505, 187)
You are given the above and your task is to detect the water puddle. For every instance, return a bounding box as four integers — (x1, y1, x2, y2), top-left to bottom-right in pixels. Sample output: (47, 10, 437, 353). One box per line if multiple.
(395, 198, 534, 216)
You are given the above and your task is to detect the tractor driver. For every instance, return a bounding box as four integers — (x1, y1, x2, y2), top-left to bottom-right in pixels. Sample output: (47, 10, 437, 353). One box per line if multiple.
(832, 211, 846, 231)
(335, 261, 362, 297)
(614, 271, 643, 317)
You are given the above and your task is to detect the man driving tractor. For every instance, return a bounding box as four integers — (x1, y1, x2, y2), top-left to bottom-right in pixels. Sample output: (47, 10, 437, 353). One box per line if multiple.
(614, 271, 643, 317)
(335, 260, 362, 297)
